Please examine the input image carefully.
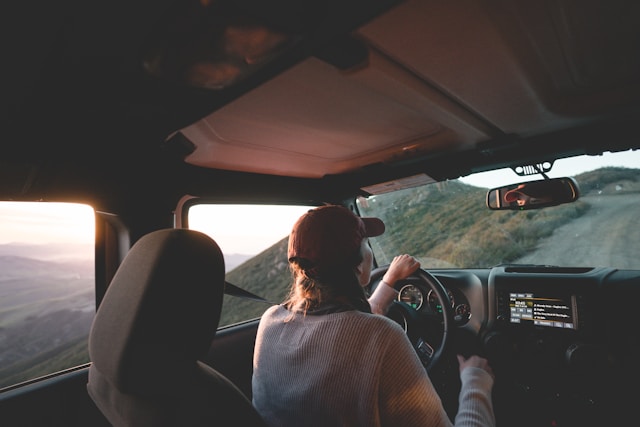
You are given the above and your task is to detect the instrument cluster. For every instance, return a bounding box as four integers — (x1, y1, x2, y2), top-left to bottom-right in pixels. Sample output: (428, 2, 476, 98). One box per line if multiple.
(396, 282, 471, 324)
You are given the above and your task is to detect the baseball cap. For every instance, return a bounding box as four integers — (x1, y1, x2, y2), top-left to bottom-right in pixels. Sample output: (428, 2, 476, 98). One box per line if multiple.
(288, 205, 385, 271)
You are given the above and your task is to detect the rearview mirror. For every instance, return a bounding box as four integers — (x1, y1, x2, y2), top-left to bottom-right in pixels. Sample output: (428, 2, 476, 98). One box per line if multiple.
(486, 177, 580, 210)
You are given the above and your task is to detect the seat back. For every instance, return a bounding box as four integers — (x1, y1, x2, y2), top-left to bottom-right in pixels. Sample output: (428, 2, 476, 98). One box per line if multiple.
(87, 228, 266, 426)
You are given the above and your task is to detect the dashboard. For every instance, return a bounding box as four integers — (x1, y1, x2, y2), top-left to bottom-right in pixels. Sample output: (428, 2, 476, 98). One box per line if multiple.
(370, 264, 640, 426)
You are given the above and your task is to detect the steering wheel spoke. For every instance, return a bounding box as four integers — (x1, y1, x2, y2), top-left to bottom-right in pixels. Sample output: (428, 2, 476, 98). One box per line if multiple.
(370, 267, 453, 372)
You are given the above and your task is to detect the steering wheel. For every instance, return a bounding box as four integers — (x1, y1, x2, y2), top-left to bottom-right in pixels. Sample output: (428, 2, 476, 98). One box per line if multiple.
(370, 266, 453, 372)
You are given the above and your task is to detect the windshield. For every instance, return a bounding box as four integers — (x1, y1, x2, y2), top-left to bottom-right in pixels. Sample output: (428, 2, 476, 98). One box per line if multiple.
(358, 149, 640, 270)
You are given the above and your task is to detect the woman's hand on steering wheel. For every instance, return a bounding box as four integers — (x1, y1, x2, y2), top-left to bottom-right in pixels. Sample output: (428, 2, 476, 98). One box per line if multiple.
(381, 254, 421, 285)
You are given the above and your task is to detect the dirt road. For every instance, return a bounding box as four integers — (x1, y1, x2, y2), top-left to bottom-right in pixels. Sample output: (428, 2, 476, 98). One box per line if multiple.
(514, 194, 640, 269)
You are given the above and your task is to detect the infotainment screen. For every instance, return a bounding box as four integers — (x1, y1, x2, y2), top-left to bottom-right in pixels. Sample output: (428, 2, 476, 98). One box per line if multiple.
(509, 292, 576, 329)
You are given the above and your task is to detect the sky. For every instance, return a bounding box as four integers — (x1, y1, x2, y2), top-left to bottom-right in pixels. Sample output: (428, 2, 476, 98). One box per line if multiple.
(188, 204, 313, 255)
(0, 202, 95, 245)
(1, 150, 638, 253)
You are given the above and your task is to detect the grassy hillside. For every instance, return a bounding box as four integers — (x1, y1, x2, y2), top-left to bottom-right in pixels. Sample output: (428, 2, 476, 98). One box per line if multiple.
(367, 180, 591, 267)
(222, 239, 291, 325)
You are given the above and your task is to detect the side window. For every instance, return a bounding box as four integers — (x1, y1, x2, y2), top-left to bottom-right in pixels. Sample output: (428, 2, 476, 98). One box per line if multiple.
(187, 204, 313, 327)
(0, 202, 95, 390)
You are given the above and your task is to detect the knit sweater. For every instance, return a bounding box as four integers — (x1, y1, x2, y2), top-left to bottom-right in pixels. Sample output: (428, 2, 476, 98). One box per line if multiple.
(252, 285, 495, 426)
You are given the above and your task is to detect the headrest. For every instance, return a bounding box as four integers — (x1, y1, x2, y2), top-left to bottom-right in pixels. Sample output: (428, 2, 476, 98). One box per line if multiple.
(88, 229, 225, 395)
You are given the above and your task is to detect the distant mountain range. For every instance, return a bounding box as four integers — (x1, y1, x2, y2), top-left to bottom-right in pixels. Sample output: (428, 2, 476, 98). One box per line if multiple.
(0, 253, 95, 389)
(0, 242, 93, 261)
(0, 241, 252, 271)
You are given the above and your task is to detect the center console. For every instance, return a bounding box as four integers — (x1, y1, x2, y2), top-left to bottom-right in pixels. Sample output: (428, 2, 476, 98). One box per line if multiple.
(486, 266, 604, 426)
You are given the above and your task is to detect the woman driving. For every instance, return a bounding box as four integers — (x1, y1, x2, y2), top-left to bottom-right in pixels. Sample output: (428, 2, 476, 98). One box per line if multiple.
(252, 205, 495, 426)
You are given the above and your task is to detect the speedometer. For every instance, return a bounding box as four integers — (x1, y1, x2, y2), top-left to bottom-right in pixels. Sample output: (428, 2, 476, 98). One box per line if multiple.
(397, 284, 423, 310)
(427, 289, 455, 313)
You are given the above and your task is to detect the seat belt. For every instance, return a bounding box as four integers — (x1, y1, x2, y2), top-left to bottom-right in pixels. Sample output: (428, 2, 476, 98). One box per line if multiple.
(224, 281, 275, 305)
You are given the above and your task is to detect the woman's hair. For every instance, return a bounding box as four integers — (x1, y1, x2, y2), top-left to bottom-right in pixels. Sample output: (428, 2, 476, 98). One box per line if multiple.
(283, 245, 371, 315)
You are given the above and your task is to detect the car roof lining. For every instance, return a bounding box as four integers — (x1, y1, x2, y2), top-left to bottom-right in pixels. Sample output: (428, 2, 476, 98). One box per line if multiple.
(176, 0, 640, 181)
(2, 0, 640, 214)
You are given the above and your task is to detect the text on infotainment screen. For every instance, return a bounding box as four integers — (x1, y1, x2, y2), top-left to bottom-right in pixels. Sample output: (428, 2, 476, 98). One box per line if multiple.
(509, 293, 575, 329)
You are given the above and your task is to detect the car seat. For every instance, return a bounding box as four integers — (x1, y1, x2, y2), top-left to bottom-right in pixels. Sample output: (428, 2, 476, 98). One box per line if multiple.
(87, 228, 266, 426)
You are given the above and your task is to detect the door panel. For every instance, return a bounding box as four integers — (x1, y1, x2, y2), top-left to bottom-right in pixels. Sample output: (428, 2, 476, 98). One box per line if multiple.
(203, 320, 261, 399)
(0, 367, 109, 427)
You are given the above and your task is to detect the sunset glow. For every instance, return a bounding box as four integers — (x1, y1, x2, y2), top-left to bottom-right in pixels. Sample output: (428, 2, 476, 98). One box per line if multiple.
(0, 202, 95, 245)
